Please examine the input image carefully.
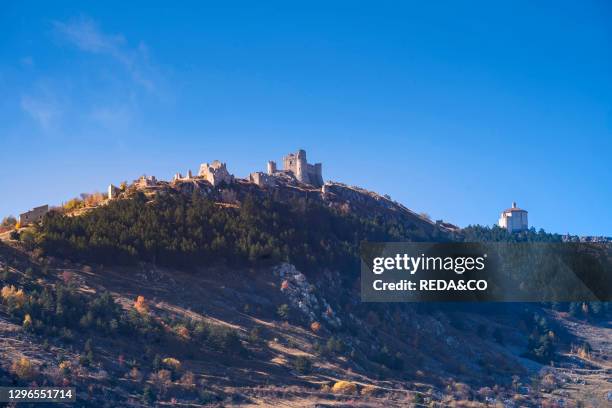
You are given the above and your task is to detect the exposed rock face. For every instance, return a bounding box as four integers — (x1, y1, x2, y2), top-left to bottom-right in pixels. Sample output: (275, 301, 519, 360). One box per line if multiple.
(275, 263, 341, 328)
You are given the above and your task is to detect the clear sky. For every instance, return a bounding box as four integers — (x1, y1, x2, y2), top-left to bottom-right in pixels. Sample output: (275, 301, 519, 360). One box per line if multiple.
(1, 1, 610, 236)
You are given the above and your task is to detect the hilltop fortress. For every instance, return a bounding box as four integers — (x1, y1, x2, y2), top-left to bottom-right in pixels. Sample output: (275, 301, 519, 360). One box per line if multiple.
(273, 149, 323, 187)
(109, 149, 324, 197)
(14, 149, 452, 235)
(103, 149, 447, 232)
(249, 149, 323, 188)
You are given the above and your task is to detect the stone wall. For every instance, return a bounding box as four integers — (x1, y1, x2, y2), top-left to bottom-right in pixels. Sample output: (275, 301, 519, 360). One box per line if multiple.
(249, 171, 276, 188)
(19, 205, 49, 226)
(267, 161, 277, 175)
(198, 160, 233, 187)
(135, 175, 157, 188)
(280, 149, 323, 187)
(108, 184, 120, 199)
(173, 170, 193, 182)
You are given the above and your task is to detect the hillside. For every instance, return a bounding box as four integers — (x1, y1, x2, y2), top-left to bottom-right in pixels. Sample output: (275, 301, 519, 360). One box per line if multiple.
(0, 177, 610, 407)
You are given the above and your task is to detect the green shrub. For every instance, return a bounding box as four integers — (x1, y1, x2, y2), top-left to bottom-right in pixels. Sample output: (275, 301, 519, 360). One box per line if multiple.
(248, 327, 262, 343)
(277, 304, 290, 320)
(208, 325, 244, 354)
(372, 346, 404, 370)
(142, 385, 156, 404)
(325, 336, 346, 355)
(198, 390, 220, 404)
(293, 356, 312, 374)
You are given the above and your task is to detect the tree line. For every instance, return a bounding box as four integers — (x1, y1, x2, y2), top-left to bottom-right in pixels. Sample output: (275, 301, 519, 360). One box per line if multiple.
(33, 191, 434, 272)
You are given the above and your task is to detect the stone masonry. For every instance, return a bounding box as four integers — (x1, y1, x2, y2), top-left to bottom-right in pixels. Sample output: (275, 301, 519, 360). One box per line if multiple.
(198, 160, 233, 187)
(19, 205, 49, 226)
(266, 149, 323, 187)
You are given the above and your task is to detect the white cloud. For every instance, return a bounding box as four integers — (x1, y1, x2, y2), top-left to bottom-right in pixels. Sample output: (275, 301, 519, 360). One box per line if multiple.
(89, 105, 132, 129)
(20, 94, 61, 130)
(19, 17, 166, 135)
(53, 17, 156, 91)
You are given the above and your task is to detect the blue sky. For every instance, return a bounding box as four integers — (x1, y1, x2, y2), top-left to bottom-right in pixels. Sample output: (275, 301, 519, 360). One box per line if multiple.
(1, 1, 610, 236)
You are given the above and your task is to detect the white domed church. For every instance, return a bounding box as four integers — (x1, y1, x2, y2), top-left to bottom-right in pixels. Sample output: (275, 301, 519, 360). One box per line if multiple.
(498, 202, 528, 232)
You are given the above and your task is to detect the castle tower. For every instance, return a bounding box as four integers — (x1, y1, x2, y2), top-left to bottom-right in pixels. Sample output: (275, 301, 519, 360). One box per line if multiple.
(283, 154, 295, 174)
(312, 162, 323, 186)
(267, 161, 277, 175)
(295, 149, 307, 183)
(108, 184, 119, 199)
(279, 149, 323, 187)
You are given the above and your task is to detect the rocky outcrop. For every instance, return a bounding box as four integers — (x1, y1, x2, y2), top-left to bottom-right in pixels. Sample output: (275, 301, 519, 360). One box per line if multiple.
(275, 263, 341, 328)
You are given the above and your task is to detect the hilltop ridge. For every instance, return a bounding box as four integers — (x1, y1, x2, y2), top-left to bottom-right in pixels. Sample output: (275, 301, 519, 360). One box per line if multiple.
(106, 148, 456, 235)
(1, 153, 610, 407)
(123, 175, 450, 233)
(28, 173, 452, 271)
(17, 149, 458, 239)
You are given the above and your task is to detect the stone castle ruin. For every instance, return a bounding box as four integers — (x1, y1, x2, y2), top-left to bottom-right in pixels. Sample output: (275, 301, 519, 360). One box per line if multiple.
(108, 184, 120, 199)
(253, 149, 323, 188)
(248, 171, 276, 188)
(20, 149, 323, 227)
(136, 175, 158, 188)
(19, 205, 49, 226)
(198, 160, 233, 187)
(276, 149, 323, 187)
(173, 170, 193, 182)
(106, 149, 322, 201)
